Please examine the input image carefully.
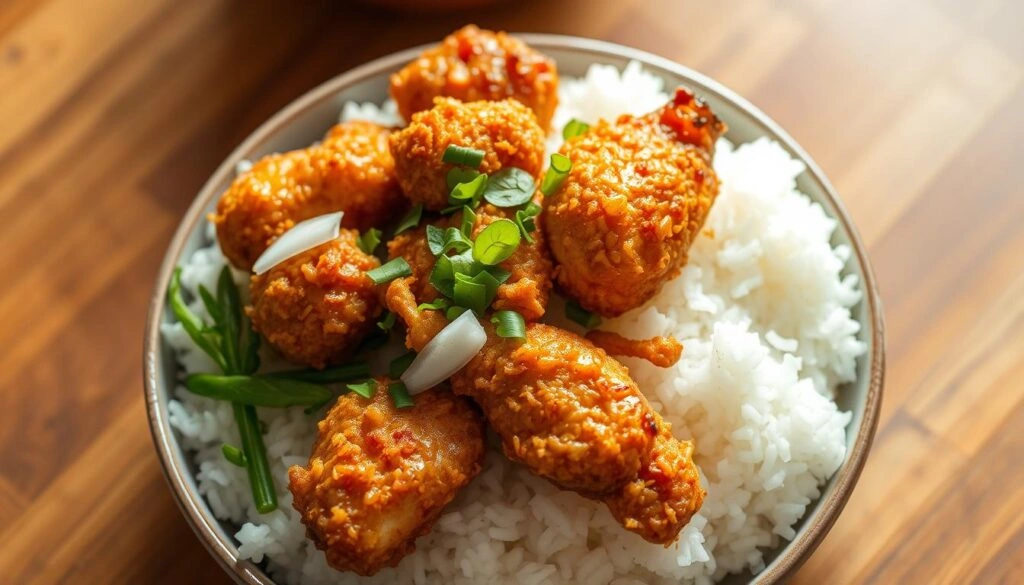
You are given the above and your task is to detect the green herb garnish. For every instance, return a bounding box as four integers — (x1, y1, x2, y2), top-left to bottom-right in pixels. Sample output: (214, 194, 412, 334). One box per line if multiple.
(345, 380, 378, 399)
(387, 381, 415, 409)
(514, 201, 541, 243)
(473, 219, 521, 266)
(186, 374, 333, 408)
(418, 298, 451, 312)
(442, 145, 485, 168)
(540, 153, 572, 197)
(377, 311, 397, 331)
(221, 444, 247, 468)
(389, 351, 417, 378)
(394, 204, 423, 235)
(366, 257, 413, 285)
(460, 206, 477, 239)
(483, 167, 535, 207)
(562, 118, 590, 140)
(491, 310, 527, 339)
(357, 228, 382, 255)
(449, 173, 488, 208)
(566, 299, 601, 328)
(447, 167, 482, 191)
(426, 225, 472, 256)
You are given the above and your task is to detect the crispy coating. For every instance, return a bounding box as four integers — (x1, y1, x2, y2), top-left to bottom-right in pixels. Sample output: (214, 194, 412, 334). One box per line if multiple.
(451, 323, 657, 494)
(213, 121, 405, 270)
(247, 231, 381, 369)
(289, 383, 486, 576)
(585, 330, 683, 368)
(604, 410, 704, 545)
(388, 97, 546, 210)
(545, 88, 726, 317)
(390, 25, 559, 129)
(384, 201, 553, 348)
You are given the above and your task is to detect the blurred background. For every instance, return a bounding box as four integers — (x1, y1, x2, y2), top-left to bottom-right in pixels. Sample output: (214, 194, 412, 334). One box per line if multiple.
(1, 0, 1021, 583)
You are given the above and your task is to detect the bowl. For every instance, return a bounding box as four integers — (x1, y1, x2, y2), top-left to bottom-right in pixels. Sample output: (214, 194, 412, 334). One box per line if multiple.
(144, 34, 885, 585)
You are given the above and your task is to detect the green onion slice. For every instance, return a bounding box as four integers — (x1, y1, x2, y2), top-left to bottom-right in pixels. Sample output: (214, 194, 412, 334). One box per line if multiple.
(491, 310, 527, 339)
(566, 299, 602, 328)
(562, 118, 591, 140)
(366, 257, 413, 285)
(222, 444, 247, 467)
(233, 403, 277, 514)
(429, 250, 475, 297)
(447, 167, 481, 191)
(482, 167, 535, 207)
(377, 311, 397, 331)
(387, 381, 415, 409)
(541, 153, 572, 197)
(514, 202, 541, 243)
(449, 173, 488, 207)
(418, 298, 451, 312)
(345, 380, 378, 399)
(442, 145, 485, 168)
(446, 305, 469, 320)
(357, 228, 382, 255)
(453, 274, 489, 314)
(389, 351, 417, 378)
(473, 219, 521, 266)
(394, 204, 423, 235)
(460, 205, 477, 239)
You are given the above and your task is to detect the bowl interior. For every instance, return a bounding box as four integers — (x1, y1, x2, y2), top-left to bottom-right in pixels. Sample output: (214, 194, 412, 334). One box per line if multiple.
(146, 35, 882, 585)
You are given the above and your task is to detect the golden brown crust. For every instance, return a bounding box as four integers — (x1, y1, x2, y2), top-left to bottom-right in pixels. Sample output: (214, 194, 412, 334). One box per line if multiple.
(544, 90, 725, 317)
(213, 120, 405, 270)
(247, 231, 381, 369)
(585, 330, 683, 368)
(451, 323, 657, 494)
(389, 25, 559, 129)
(388, 97, 546, 211)
(603, 410, 704, 545)
(288, 383, 486, 576)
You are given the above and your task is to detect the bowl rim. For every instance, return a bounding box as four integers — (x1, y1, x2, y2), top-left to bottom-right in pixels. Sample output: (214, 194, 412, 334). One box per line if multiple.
(144, 32, 885, 585)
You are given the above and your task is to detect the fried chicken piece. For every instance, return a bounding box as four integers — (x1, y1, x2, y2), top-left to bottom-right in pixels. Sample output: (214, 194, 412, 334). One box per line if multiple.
(605, 412, 704, 545)
(289, 382, 486, 576)
(585, 330, 683, 368)
(384, 201, 553, 345)
(390, 25, 559, 129)
(451, 323, 657, 494)
(545, 87, 726, 317)
(388, 97, 546, 210)
(247, 231, 381, 369)
(213, 120, 405, 270)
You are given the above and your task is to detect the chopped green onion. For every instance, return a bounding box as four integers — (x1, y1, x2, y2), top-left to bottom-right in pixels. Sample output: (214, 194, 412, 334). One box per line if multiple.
(377, 311, 397, 331)
(186, 374, 333, 408)
(447, 167, 481, 191)
(562, 118, 591, 140)
(473, 219, 521, 266)
(449, 173, 488, 207)
(394, 204, 423, 235)
(168, 268, 227, 372)
(442, 145, 485, 168)
(481, 265, 512, 286)
(388, 381, 415, 409)
(357, 228, 382, 255)
(566, 300, 601, 328)
(222, 444, 247, 467)
(389, 351, 417, 378)
(491, 310, 527, 339)
(514, 202, 541, 243)
(446, 305, 468, 320)
(453, 273, 489, 314)
(266, 362, 370, 383)
(345, 380, 378, 399)
(483, 167, 535, 207)
(460, 205, 477, 239)
(233, 403, 277, 514)
(541, 153, 572, 196)
(366, 257, 413, 285)
(418, 298, 451, 312)
(426, 225, 472, 256)
(429, 250, 475, 297)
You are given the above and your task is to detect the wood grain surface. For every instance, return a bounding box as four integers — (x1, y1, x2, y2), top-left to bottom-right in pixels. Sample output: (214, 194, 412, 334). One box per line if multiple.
(1, 0, 1021, 583)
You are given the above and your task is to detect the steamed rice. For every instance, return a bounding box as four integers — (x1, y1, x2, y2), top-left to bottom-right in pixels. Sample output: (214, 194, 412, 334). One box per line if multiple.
(163, 61, 864, 584)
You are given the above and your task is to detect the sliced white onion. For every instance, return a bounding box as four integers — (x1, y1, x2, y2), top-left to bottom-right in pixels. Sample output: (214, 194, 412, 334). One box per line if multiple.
(252, 212, 343, 275)
(401, 310, 487, 394)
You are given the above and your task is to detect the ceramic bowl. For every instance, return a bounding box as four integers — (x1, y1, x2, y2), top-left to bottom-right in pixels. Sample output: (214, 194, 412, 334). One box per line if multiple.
(144, 34, 885, 585)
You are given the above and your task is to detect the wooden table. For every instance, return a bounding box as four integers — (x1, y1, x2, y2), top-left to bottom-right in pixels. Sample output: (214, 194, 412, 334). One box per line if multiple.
(2, 0, 1021, 583)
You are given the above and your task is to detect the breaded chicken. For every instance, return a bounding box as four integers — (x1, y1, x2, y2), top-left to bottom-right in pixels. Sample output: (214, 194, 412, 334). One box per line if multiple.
(247, 231, 381, 369)
(545, 87, 726, 317)
(450, 323, 657, 494)
(604, 409, 704, 544)
(213, 120, 405, 270)
(384, 201, 553, 344)
(289, 382, 486, 575)
(390, 25, 559, 129)
(388, 98, 546, 210)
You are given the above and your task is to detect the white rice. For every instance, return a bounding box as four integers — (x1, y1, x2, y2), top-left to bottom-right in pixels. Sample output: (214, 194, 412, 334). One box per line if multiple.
(163, 61, 864, 585)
